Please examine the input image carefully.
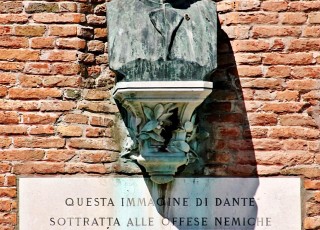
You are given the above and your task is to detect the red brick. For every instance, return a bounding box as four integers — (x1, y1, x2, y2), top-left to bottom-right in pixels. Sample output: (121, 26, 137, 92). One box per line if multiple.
(231, 40, 269, 52)
(276, 90, 299, 101)
(96, 54, 108, 64)
(25, 2, 59, 13)
(304, 217, 320, 229)
(263, 53, 313, 65)
(33, 13, 86, 23)
(234, 53, 261, 65)
(252, 139, 284, 151)
(281, 165, 320, 178)
(0, 1, 23, 13)
(49, 25, 77, 37)
(0, 62, 24, 71)
(59, 3, 77, 12)
(6, 175, 16, 186)
(22, 113, 59, 124)
(87, 40, 105, 52)
(309, 13, 320, 24)
(0, 150, 44, 161)
(237, 66, 263, 77)
(56, 38, 86, 50)
(290, 2, 320, 12)
(269, 127, 319, 139)
(253, 90, 275, 100)
(87, 65, 102, 77)
(13, 162, 65, 174)
(0, 73, 16, 85)
(86, 127, 111, 137)
(68, 138, 119, 151)
(40, 50, 77, 62)
(248, 113, 278, 126)
(207, 113, 244, 124)
(288, 39, 320, 52)
(240, 78, 283, 89)
(246, 127, 268, 138)
(217, 1, 234, 13)
(43, 76, 81, 87)
(0, 36, 28, 48)
(287, 79, 320, 90)
(0, 163, 11, 173)
(0, 125, 27, 135)
(25, 62, 51, 74)
(15, 25, 46, 37)
(0, 137, 11, 148)
(83, 89, 110, 100)
(14, 137, 65, 148)
(303, 26, 320, 38)
(234, 0, 260, 11)
(221, 26, 250, 39)
(0, 86, 7, 97)
(281, 13, 307, 25)
(94, 3, 106, 15)
(40, 101, 76, 111)
(227, 165, 257, 176)
(279, 114, 317, 127)
(64, 114, 89, 124)
(305, 180, 320, 190)
(261, 102, 306, 113)
(77, 26, 94, 38)
(0, 200, 12, 211)
(78, 53, 95, 63)
(94, 28, 107, 39)
(52, 63, 80, 75)
(265, 66, 291, 78)
(0, 188, 16, 198)
(0, 100, 39, 111)
(283, 139, 309, 151)
(0, 49, 39, 61)
(45, 150, 76, 162)
(31, 37, 55, 49)
(0, 26, 12, 35)
(223, 12, 278, 25)
(65, 162, 112, 174)
(19, 75, 42, 87)
(29, 125, 55, 135)
(56, 126, 83, 137)
(261, 1, 288, 11)
(206, 151, 232, 164)
(252, 26, 301, 38)
(79, 150, 118, 163)
(86, 15, 106, 25)
(246, 151, 312, 166)
(9, 88, 61, 99)
(0, 112, 19, 124)
(0, 14, 28, 24)
(302, 91, 320, 101)
(216, 127, 241, 139)
(292, 66, 320, 78)
(270, 39, 285, 51)
(306, 202, 320, 216)
(78, 101, 118, 113)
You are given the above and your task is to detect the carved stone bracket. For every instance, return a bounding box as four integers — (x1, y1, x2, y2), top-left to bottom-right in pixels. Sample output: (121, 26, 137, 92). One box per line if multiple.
(113, 81, 212, 184)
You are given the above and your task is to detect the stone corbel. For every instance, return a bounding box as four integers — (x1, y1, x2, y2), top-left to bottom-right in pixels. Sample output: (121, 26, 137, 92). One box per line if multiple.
(113, 81, 212, 184)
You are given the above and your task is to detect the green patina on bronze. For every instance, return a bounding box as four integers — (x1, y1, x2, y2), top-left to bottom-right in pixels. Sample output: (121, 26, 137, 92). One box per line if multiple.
(107, 0, 217, 82)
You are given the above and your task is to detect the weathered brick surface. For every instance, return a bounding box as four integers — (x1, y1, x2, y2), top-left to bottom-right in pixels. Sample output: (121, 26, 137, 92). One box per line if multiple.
(0, 1, 318, 229)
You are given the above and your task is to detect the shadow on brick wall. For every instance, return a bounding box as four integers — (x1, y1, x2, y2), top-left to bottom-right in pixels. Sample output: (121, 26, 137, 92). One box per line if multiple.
(200, 23, 258, 178)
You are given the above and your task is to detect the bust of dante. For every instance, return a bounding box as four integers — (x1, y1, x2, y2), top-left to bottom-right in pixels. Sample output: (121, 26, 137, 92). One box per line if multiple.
(107, 0, 217, 82)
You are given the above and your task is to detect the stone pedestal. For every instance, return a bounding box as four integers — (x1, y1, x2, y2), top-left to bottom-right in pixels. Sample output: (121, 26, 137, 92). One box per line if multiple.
(113, 81, 212, 183)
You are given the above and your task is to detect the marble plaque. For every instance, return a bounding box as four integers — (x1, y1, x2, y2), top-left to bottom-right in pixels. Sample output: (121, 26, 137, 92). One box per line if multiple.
(19, 177, 301, 230)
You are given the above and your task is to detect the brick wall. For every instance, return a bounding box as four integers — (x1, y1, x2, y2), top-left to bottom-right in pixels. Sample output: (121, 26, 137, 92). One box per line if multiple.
(0, 0, 319, 229)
